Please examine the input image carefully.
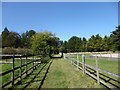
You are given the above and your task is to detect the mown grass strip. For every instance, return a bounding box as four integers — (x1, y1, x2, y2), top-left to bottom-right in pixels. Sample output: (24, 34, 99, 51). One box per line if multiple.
(42, 58, 105, 88)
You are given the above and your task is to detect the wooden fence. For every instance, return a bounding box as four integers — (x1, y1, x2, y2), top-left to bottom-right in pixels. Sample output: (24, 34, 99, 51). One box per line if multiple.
(64, 54, 120, 89)
(0, 54, 44, 88)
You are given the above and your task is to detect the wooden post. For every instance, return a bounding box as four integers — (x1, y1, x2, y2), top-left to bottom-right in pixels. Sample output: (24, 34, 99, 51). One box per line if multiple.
(12, 55, 15, 86)
(64, 53, 66, 59)
(100, 53, 102, 57)
(26, 55, 28, 75)
(95, 55, 100, 84)
(77, 54, 79, 60)
(77, 54, 79, 69)
(109, 53, 112, 60)
(71, 58, 73, 65)
(20, 56, 22, 82)
(34, 56, 36, 69)
(82, 55, 85, 74)
(33, 55, 34, 70)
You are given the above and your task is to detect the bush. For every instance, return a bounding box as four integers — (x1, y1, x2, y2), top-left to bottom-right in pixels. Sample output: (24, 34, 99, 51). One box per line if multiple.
(41, 57, 50, 63)
(16, 48, 32, 55)
(2, 47, 16, 54)
(2, 47, 33, 55)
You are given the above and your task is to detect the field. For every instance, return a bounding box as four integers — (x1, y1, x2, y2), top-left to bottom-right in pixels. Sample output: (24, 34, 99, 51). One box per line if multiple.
(1, 53, 119, 88)
(65, 54, 120, 88)
(68, 54, 119, 75)
(1, 58, 33, 86)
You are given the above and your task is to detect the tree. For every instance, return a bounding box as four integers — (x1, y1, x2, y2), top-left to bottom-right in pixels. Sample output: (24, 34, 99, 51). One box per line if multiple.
(26, 30, 36, 38)
(94, 34, 104, 51)
(110, 25, 120, 51)
(87, 35, 95, 52)
(81, 37, 87, 52)
(67, 36, 82, 52)
(31, 31, 59, 55)
(2, 27, 10, 47)
(59, 41, 68, 53)
(7, 32, 21, 48)
(87, 34, 104, 52)
(21, 30, 36, 48)
(103, 36, 110, 51)
(58, 40, 63, 47)
(2, 27, 21, 48)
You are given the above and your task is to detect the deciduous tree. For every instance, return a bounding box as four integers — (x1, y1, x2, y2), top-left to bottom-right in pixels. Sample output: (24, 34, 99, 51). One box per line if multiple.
(31, 31, 59, 55)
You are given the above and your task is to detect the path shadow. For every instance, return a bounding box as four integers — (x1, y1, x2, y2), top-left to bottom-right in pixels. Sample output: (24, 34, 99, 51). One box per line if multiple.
(7, 64, 42, 89)
(21, 60, 53, 89)
(8, 59, 53, 89)
(84, 67, 120, 88)
(22, 63, 47, 89)
(38, 60, 53, 89)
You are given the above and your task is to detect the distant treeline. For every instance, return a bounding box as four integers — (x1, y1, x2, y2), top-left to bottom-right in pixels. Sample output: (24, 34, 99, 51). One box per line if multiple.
(1, 27, 59, 55)
(59, 25, 120, 53)
(1, 25, 120, 54)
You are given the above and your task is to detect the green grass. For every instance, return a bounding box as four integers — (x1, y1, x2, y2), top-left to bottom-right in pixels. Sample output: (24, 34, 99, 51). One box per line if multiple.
(71, 55, 119, 75)
(86, 58, 119, 75)
(79, 53, 92, 55)
(51, 54, 61, 57)
(42, 58, 106, 88)
(2, 54, 116, 88)
(12, 63, 48, 88)
(68, 55, 120, 88)
(1, 56, 41, 86)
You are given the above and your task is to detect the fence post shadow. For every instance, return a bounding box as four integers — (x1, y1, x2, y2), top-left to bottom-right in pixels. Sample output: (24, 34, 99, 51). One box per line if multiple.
(21, 63, 47, 89)
(64, 53, 120, 89)
(38, 60, 53, 89)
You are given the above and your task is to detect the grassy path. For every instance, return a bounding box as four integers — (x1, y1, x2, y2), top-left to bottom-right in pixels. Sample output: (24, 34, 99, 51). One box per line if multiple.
(42, 58, 106, 88)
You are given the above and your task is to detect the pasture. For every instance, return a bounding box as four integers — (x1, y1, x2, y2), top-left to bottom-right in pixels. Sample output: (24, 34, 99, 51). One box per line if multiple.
(70, 54, 119, 75)
(65, 53, 120, 88)
(0, 53, 119, 89)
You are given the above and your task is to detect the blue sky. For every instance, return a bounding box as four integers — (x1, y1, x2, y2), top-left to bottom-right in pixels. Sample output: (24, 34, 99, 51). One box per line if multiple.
(2, 2, 118, 41)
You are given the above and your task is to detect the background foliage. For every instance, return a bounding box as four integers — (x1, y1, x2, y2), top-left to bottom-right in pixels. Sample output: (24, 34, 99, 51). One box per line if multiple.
(1, 25, 120, 54)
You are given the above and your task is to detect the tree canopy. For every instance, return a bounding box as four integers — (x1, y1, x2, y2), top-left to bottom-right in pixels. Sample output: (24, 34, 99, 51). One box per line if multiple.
(2, 27, 21, 48)
(67, 36, 82, 52)
(110, 25, 120, 51)
(59, 25, 120, 52)
(31, 31, 59, 55)
(21, 30, 36, 48)
(1, 25, 120, 55)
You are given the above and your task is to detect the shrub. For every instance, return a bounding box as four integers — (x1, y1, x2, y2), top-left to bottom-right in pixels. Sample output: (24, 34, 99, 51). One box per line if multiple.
(41, 57, 50, 63)
(2, 47, 33, 55)
(2, 47, 16, 54)
(16, 48, 32, 55)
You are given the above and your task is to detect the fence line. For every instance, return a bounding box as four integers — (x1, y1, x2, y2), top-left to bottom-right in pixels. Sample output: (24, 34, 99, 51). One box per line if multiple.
(65, 53, 119, 61)
(0, 54, 44, 88)
(64, 54, 120, 89)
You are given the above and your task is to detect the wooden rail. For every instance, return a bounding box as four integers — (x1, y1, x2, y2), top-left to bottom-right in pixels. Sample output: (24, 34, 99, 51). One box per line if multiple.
(0, 54, 44, 88)
(64, 54, 120, 89)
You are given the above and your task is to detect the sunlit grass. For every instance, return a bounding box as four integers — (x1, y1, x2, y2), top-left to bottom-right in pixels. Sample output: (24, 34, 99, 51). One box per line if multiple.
(1, 58, 37, 86)
(70, 55, 119, 75)
(42, 58, 105, 88)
